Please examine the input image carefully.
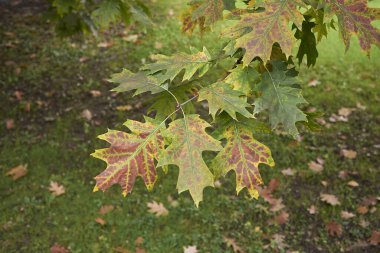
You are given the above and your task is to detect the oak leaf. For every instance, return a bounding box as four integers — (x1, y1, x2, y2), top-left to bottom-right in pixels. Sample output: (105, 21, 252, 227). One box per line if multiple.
(341, 211, 355, 219)
(253, 61, 307, 137)
(147, 201, 169, 217)
(224, 64, 260, 95)
(49, 181, 65, 196)
(198, 82, 253, 120)
(212, 121, 274, 199)
(327, 0, 380, 53)
(320, 193, 341, 206)
(326, 221, 343, 236)
(368, 231, 380, 245)
(308, 160, 323, 173)
(192, 0, 224, 26)
(224, 0, 304, 64)
(92, 118, 165, 196)
(142, 47, 212, 84)
(223, 236, 244, 253)
(157, 115, 222, 206)
(6, 164, 27, 180)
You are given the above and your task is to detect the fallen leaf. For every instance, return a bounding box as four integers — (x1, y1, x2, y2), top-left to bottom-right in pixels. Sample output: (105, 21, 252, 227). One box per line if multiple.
(135, 248, 146, 253)
(320, 193, 341, 206)
(347, 180, 359, 187)
(341, 149, 357, 159)
(147, 201, 168, 217)
(98, 205, 114, 215)
(307, 205, 318, 215)
(89, 90, 102, 97)
(14, 90, 23, 101)
(308, 79, 320, 87)
(81, 109, 93, 121)
(154, 42, 163, 49)
(49, 181, 65, 196)
(357, 206, 368, 214)
(6, 164, 28, 180)
(359, 218, 369, 228)
(6, 119, 14, 129)
(308, 160, 323, 173)
(114, 247, 132, 253)
(321, 180, 328, 187)
(123, 34, 139, 43)
(271, 234, 288, 250)
(281, 168, 295, 176)
(338, 170, 348, 180)
(361, 196, 377, 206)
(95, 217, 106, 225)
(269, 198, 285, 212)
(345, 241, 370, 252)
(326, 221, 342, 236)
(274, 211, 289, 225)
(223, 237, 244, 253)
(356, 102, 366, 110)
(135, 236, 144, 245)
(368, 231, 380, 245)
(183, 245, 198, 253)
(97, 41, 113, 48)
(338, 107, 353, 117)
(116, 105, 133, 111)
(167, 195, 179, 207)
(341, 211, 355, 219)
(50, 243, 69, 253)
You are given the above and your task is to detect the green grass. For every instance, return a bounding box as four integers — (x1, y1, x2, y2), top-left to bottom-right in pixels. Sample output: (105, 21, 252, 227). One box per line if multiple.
(1, 1, 380, 253)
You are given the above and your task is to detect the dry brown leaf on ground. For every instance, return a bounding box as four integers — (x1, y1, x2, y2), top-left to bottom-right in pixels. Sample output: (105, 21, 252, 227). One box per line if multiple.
(135, 236, 144, 246)
(6, 118, 14, 129)
(368, 231, 380, 245)
(338, 107, 354, 117)
(223, 237, 244, 253)
(274, 211, 289, 225)
(6, 164, 28, 180)
(98, 205, 114, 215)
(341, 211, 355, 219)
(50, 243, 70, 253)
(320, 193, 341, 206)
(95, 217, 106, 225)
(326, 221, 342, 236)
(81, 109, 93, 121)
(269, 198, 285, 212)
(308, 160, 323, 173)
(361, 196, 378, 206)
(281, 168, 295, 176)
(357, 206, 369, 214)
(347, 180, 359, 187)
(307, 205, 318, 215)
(147, 201, 169, 217)
(89, 90, 102, 97)
(114, 246, 132, 253)
(183, 245, 198, 253)
(116, 105, 133, 111)
(49, 181, 65, 196)
(271, 234, 288, 250)
(341, 149, 357, 159)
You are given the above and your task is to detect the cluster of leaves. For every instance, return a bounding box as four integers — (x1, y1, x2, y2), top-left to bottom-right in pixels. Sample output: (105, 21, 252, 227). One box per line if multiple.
(92, 0, 380, 206)
(46, 0, 151, 36)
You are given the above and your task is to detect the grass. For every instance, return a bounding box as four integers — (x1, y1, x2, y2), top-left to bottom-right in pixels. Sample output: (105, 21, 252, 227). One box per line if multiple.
(1, 1, 380, 252)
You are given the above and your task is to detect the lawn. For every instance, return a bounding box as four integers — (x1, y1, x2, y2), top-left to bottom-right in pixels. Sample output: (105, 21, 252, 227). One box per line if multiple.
(0, 1, 379, 253)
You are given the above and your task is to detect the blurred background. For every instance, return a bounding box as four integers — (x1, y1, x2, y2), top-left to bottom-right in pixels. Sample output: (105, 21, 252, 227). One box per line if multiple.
(0, 0, 379, 252)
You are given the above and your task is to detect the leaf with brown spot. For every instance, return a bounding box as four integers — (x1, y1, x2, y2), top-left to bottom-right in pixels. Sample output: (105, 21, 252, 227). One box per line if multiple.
(326, 221, 343, 236)
(6, 164, 27, 180)
(157, 115, 222, 206)
(147, 201, 169, 217)
(320, 193, 341, 206)
(327, 0, 380, 53)
(223, 0, 305, 64)
(211, 121, 274, 199)
(92, 118, 165, 197)
(192, 0, 224, 26)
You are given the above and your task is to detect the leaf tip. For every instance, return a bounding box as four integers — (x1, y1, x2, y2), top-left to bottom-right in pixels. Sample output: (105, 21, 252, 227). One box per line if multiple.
(93, 185, 99, 192)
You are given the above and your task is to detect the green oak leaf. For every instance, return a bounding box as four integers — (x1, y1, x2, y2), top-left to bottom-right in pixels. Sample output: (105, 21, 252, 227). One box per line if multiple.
(92, 117, 165, 197)
(295, 20, 319, 67)
(110, 69, 165, 95)
(212, 121, 274, 199)
(142, 47, 212, 84)
(198, 82, 253, 120)
(157, 115, 222, 207)
(224, 63, 260, 95)
(253, 61, 307, 137)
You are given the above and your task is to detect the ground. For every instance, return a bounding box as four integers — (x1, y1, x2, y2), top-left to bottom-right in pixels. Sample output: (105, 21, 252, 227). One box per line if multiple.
(0, 1, 379, 253)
